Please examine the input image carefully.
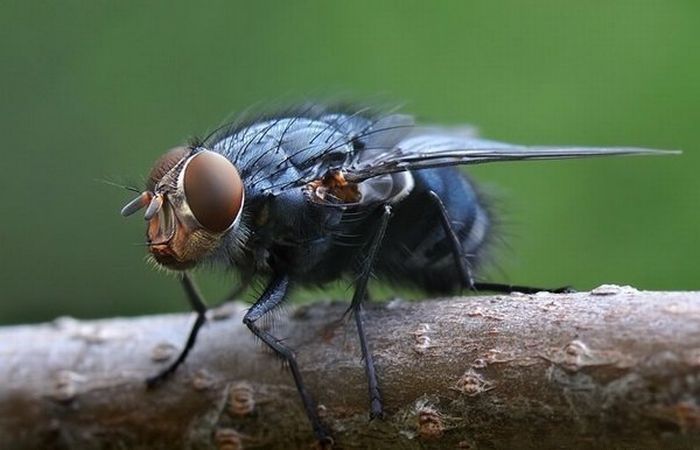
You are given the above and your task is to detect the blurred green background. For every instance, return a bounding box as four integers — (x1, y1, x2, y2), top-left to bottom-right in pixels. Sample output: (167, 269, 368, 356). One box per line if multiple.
(1, 1, 698, 324)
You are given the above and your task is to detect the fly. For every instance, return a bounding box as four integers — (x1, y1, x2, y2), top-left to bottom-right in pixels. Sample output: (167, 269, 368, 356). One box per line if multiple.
(121, 103, 676, 444)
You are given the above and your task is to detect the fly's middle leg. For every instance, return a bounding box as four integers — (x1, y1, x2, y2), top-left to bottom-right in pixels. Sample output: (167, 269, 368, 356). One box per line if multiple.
(427, 191, 573, 295)
(243, 275, 331, 444)
(348, 204, 393, 420)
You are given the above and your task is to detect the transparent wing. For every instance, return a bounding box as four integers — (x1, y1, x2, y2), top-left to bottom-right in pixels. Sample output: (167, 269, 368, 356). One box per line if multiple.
(344, 132, 677, 182)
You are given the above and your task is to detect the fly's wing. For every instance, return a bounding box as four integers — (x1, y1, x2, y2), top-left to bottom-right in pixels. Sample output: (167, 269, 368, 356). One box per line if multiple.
(343, 128, 677, 183)
(294, 113, 676, 207)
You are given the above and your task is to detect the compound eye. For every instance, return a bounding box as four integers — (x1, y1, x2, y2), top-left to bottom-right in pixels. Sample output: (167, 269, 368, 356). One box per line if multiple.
(183, 151, 244, 233)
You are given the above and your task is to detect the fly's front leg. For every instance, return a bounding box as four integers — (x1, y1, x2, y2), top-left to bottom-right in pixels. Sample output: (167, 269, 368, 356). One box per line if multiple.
(147, 272, 249, 388)
(348, 205, 392, 420)
(147, 272, 208, 388)
(243, 275, 331, 443)
(428, 191, 573, 294)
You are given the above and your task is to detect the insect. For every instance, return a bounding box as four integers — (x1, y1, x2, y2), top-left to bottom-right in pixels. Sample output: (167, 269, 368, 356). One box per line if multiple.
(121, 103, 670, 443)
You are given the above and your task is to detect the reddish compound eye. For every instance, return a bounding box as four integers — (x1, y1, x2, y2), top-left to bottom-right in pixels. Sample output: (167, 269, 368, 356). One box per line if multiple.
(183, 151, 244, 233)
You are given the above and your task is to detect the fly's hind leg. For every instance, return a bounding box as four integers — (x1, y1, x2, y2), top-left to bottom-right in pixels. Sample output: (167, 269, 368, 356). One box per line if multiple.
(471, 282, 574, 294)
(427, 191, 573, 295)
(347, 204, 393, 420)
(428, 191, 476, 291)
(243, 275, 331, 443)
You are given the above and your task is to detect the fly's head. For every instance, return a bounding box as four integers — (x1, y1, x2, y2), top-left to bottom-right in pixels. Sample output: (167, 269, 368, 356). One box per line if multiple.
(121, 147, 244, 270)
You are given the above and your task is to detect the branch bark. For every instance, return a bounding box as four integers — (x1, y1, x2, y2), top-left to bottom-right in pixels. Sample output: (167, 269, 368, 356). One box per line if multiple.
(1, 287, 699, 449)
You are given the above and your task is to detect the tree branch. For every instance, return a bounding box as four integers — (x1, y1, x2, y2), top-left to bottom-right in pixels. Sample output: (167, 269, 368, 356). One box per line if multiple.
(1, 287, 700, 449)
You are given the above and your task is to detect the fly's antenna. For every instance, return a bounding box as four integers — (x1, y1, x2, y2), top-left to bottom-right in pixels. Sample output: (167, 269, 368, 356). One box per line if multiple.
(95, 177, 141, 193)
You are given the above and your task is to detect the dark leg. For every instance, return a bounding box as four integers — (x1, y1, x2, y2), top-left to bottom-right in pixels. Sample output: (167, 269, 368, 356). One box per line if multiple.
(428, 191, 574, 295)
(471, 282, 574, 294)
(147, 272, 208, 388)
(243, 275, 331, 443)
(428, 191, 476, 290)
(348, 205, 392, 420)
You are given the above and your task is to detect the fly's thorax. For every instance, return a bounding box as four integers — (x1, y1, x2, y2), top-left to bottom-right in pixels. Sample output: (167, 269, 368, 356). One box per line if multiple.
(121, 146, 245, 270)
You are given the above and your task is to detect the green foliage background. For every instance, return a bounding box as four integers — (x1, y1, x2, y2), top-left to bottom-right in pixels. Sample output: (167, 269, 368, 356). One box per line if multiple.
(1, 1, 698, 324)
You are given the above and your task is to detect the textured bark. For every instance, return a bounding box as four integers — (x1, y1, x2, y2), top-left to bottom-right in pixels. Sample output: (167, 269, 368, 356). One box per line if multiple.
(1, 287, 700, 449)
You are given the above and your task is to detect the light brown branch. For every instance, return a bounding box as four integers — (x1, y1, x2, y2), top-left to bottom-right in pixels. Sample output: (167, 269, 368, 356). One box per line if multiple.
(1, 286, 700, 449)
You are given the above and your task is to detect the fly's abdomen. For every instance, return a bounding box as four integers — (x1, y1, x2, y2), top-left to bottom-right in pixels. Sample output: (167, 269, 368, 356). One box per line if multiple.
(376, 167, 492, 293)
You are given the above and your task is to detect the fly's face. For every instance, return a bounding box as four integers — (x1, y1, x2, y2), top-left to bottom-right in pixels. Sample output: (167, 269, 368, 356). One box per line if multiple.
(121, 147, 244, 270)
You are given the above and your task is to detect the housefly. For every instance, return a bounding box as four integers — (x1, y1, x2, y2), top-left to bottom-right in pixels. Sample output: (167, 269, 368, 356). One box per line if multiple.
(121, 103, 672, 443)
